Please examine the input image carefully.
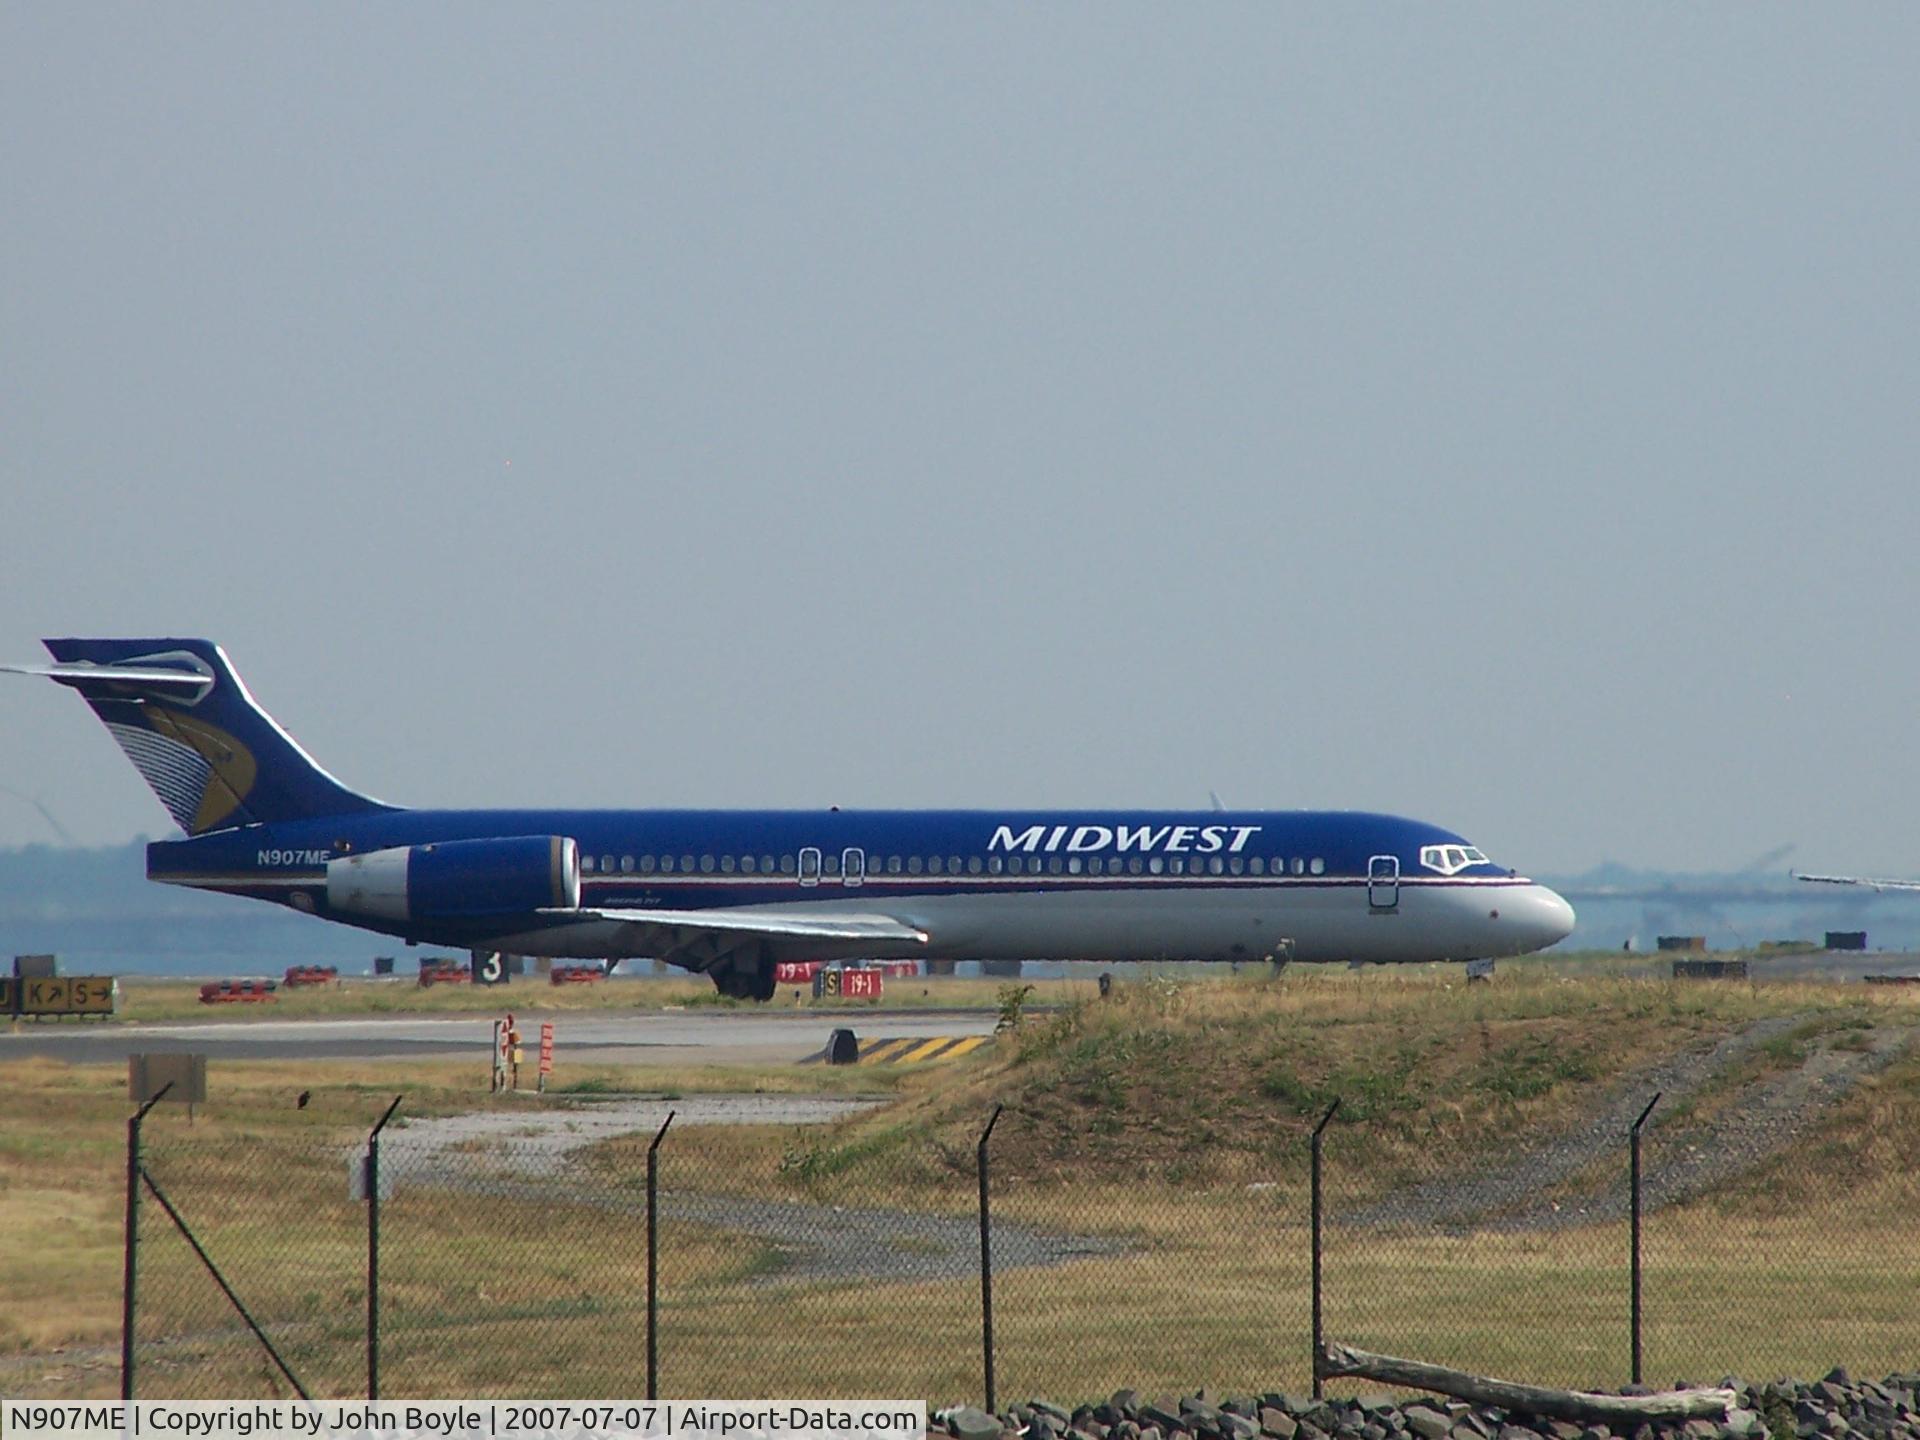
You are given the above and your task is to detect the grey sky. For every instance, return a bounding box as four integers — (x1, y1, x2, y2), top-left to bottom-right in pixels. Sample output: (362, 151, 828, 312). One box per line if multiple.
(3, 6, 1917, 876)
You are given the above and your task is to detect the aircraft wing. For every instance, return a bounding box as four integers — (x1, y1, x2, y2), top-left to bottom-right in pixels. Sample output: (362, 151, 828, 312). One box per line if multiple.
(574, 906, 929, 944)
(1794, 872, 1920, 893)
(539, 905, 929, 971)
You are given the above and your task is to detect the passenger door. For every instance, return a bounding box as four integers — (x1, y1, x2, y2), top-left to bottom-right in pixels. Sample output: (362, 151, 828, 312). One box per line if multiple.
(1367, 854, 1400, 911)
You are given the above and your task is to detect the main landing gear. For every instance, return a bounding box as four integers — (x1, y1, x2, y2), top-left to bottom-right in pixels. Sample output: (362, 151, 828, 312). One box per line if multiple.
(711, 961, 777, 1002)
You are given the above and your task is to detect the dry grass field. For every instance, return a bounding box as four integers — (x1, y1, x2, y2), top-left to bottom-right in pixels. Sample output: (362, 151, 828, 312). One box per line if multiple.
(2, 965, 1915, 1401)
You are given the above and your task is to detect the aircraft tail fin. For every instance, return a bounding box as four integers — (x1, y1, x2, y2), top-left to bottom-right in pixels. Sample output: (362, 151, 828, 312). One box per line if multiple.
(7, 639, 393, 836)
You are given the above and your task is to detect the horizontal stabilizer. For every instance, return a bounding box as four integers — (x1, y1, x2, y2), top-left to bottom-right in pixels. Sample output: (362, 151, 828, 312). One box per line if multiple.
(0, 660, 214, 695)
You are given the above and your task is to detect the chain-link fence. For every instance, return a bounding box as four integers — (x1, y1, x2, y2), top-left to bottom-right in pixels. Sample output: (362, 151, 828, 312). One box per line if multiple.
(123, 1083, 1919, 1403)
(1318, 1085, 1920, 1393)
(132, 1118, 367, 1397)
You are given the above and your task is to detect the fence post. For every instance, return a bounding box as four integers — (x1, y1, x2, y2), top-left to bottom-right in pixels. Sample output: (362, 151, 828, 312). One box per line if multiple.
(122, 1081, 174, 1400)
(1310, 1097, 1340, 1400)
(1630, 1091, 1660, 1387)
(367, 1095, 403, 1400)
(647, 1110, 675, 1402)
(977, 1104, 1004, 1416)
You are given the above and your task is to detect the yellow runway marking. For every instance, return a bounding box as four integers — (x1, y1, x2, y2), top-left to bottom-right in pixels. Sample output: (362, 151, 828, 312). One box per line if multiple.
(891, 1036, 956, 1065)
(857, 1037, 920, 1065)
(803, 1034, 992, 1065)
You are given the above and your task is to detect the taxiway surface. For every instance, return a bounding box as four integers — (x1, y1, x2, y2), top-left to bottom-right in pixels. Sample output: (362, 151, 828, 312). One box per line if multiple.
(0, 1009, 1000, 1066)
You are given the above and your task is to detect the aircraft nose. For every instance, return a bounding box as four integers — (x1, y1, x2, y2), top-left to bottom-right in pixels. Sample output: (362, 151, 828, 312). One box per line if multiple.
(1505, 883, 1576, 952)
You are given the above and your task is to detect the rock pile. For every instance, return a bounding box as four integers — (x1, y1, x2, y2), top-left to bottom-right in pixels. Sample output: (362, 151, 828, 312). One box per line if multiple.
(939, 1371, 1920, 1440)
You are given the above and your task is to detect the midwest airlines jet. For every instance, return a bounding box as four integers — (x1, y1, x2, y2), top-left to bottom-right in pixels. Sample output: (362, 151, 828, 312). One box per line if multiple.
(5, 639, 1575, 999)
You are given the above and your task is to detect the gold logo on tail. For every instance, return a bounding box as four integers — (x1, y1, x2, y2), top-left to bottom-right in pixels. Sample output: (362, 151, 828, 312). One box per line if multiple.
(145, 708, 259, 832)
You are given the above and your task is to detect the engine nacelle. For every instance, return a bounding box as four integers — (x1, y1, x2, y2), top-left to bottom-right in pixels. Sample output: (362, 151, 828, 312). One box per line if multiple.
(325, 836, 580, 922)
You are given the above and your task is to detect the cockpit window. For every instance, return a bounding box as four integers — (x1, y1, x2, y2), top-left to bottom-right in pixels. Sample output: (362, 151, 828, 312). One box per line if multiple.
(1420, 844, 1489, 876)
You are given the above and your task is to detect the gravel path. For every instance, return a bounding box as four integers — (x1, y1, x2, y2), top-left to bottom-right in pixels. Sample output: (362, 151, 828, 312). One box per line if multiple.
(378, 1091, 889, 1163)
(1636, 1021, 1914, 1213)
(1341, 1016, 1917, 1234)
(659, 1190, 1125, 1284)
(378, 1091, 1124, 1285)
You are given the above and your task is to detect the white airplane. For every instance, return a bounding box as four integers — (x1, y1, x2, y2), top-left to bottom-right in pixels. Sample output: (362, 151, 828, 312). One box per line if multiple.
(1794, 871, 1920, 893)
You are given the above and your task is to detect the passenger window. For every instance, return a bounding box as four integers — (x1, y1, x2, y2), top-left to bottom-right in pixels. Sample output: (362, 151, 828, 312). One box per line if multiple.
(1169, 857, 1185, 875)
(822, 852, 840, 876)
(981, 857, 995, 875)
(948, 856, 962, 874)
(1128, 856, 1143, 875)
(680, 854, 695, 873)
(741, 855, 757, 873)
(1149, 857, 1164, 874)
(719, 855, 735, 873)
(887, 856, 902, 874)
(600, 855, 614, 873)
(908, 856, 924, 875)
(927, 856, 943, 875)
(620, 856, 634, 872)
(580, 855, 595, 873)
(1249, 857, 1264, 875)
(780, 854, 796, 874)
(1068, 857, 1083, 874)
(1048, 856, 1064, 875)
(639, 855, 656, 874)
(699, 855, 715, 873)
(1229, 857, 1244, 875)
(761, 855, 776, 873)
(1310, 857, 1325, 875)
(658, 855, 674, 874)
(1209, 857, 1225, 875)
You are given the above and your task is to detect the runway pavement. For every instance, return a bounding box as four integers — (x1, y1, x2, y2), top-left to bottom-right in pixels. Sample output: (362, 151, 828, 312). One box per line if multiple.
(0, 1008, 1002, 1066)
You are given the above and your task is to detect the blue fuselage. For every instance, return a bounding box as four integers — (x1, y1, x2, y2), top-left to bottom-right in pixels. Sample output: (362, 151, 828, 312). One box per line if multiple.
(149, 807, 1575, 967)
